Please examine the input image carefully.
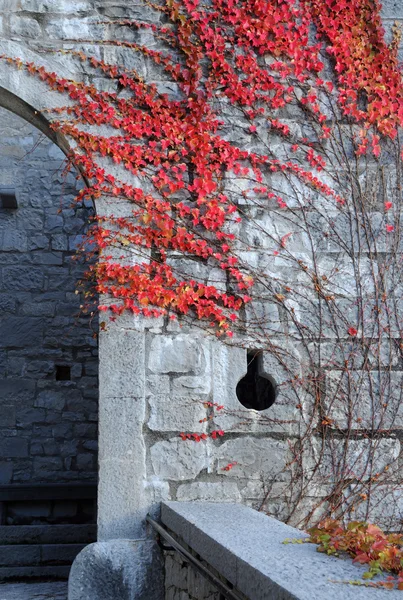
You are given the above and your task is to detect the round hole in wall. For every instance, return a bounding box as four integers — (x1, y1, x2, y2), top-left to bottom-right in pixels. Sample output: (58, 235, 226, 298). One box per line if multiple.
(236, 350, 277, 411)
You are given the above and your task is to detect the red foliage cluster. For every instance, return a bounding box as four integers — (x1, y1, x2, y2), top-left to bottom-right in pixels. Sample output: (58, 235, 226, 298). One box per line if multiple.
(307, 519, 403, 590)
(2, 0, 402, 333)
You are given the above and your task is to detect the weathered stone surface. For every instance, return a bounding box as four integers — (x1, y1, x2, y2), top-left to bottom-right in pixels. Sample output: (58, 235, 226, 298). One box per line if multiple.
(216, 437, 291, 481)
(98, 396, 147, 540)
(151, 438, 210, 481)
(344, 485, 403, 531)
(2, 267, 44, 290)
(99, 327, 144, 398)
(171, 375, 211, 396)
(176, 481, 242, 502)
(210, 342, 247, 436)
(308, 437, 401, 481)
(0, 109, 98, 490)
(0, 438, 28, 458)
(162, 502, 401, 600)
(34, 391, 65, 411)
(0, 582, 67, 599)
(148, 334, 209, 375)
(0, 317, 43, 348)
(325, 371, 403, 430)
(148, 396, 207, 433)
(68, 540, 164, 600)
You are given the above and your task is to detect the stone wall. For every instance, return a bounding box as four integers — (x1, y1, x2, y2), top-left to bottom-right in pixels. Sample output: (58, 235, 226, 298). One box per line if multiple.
(0, 0, 402, 558)
(0, 107, 98, 489)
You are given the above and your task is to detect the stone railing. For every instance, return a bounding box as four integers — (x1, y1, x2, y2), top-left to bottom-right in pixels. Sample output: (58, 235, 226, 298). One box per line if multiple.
(160, 502, 401, 600)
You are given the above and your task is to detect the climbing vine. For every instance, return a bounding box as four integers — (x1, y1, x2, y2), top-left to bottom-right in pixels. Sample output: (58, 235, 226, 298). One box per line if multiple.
(286, 519, 403, 590)
(4, 0, 401, 333)
(3, 0, 403, 567)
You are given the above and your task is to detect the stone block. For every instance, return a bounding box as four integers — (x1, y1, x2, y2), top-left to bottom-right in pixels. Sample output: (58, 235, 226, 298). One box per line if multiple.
(215, 437, 291, 481)
(0, 230, 27, 252)
(0, 544, 41, 566)
(146, 374, 170, 396)
(307, 437, 401, 482)
(0, 404, 16, 427)
(176, 481, 242, 502)
(98, 393, 147, 540)
(0, 462, 13, 483)
(32, 251, 63, 265)
(43, 440, 59, 455)
(51, 234, 68, 251)
(0, 317, 43, 347)
(2, 266, 44, 290)
(344, 485, 403, 531)
(324, 370, 403, 430)
(148, 334, 209, 375)
(28, 234, 49, 250)
(35, 391, 65, 411)
(0, 379, 35, 404)
(148, 396, 207, 433)
(212, 342, 246, 408)
(0, 437, 28, 458)
(41, 543, 84, 565)
(76, 453, 94, 471)
(45, 215, 64, 231)
(45, 17, 104, 40)
(34, 457, 63, 472)
(0, 294, 16, 313)
(9, 15, 41, 38)
(68, 540, 164, 600)
(150, 438, 211, 481)
(381, 0, 403, 18)
(61, 440, 79, 457)
(16, 408, 46, 427)
(99, 327, 145, 399)
(171, 375, 211, 396)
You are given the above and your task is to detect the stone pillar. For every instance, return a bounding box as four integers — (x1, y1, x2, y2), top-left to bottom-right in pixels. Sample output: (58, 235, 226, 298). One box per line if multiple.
(69, 319, 165, 600)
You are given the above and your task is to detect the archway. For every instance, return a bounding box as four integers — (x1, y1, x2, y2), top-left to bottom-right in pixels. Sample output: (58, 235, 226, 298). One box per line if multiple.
(0, 97, 98, 578)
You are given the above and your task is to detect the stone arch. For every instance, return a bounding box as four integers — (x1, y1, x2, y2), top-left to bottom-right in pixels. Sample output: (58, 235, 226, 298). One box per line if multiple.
(0, 51, 99, 577)
(0, 42, 89, 186)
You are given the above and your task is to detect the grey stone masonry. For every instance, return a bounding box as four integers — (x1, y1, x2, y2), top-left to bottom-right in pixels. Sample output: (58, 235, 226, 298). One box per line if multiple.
(0, 0, 401, 587)
(162, 502, 403, 600)
(0, 108, 98, 491)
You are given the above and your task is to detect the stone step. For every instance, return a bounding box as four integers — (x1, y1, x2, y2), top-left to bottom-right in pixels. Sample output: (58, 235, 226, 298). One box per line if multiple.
(0, 524, 96, 545)
(0, 565, 70, 582)
(0, 543, 86, 567)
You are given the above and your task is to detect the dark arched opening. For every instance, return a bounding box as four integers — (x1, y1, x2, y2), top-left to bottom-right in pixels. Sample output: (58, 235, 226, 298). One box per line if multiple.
(0, 105, 98, 580)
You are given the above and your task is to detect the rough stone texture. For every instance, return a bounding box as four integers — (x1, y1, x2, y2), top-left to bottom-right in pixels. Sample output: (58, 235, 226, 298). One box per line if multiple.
(344, 484, 403, 531)
(0, 5, 403, 597)
(216, 437, 292, 481)
(0, 581, 67, 600)
(68, 540, 164, 600)
(98, 395, 147, 541)
(176, 482, 241, 502)
(0, 109, 98, 492)
(162, 502, 403, 600)
(150, 439, 211, 481)
(148, 396, 208, 433)
(148, 334, 209, 375)
(165, 552, 222, 600)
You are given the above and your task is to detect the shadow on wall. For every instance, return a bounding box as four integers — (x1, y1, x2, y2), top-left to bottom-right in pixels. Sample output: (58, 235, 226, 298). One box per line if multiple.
(0, 106, 99, 525)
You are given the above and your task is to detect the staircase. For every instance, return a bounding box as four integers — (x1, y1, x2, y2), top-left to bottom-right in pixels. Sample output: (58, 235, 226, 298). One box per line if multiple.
(0, 524, 96, 580)
(0, 483, 97, 582)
